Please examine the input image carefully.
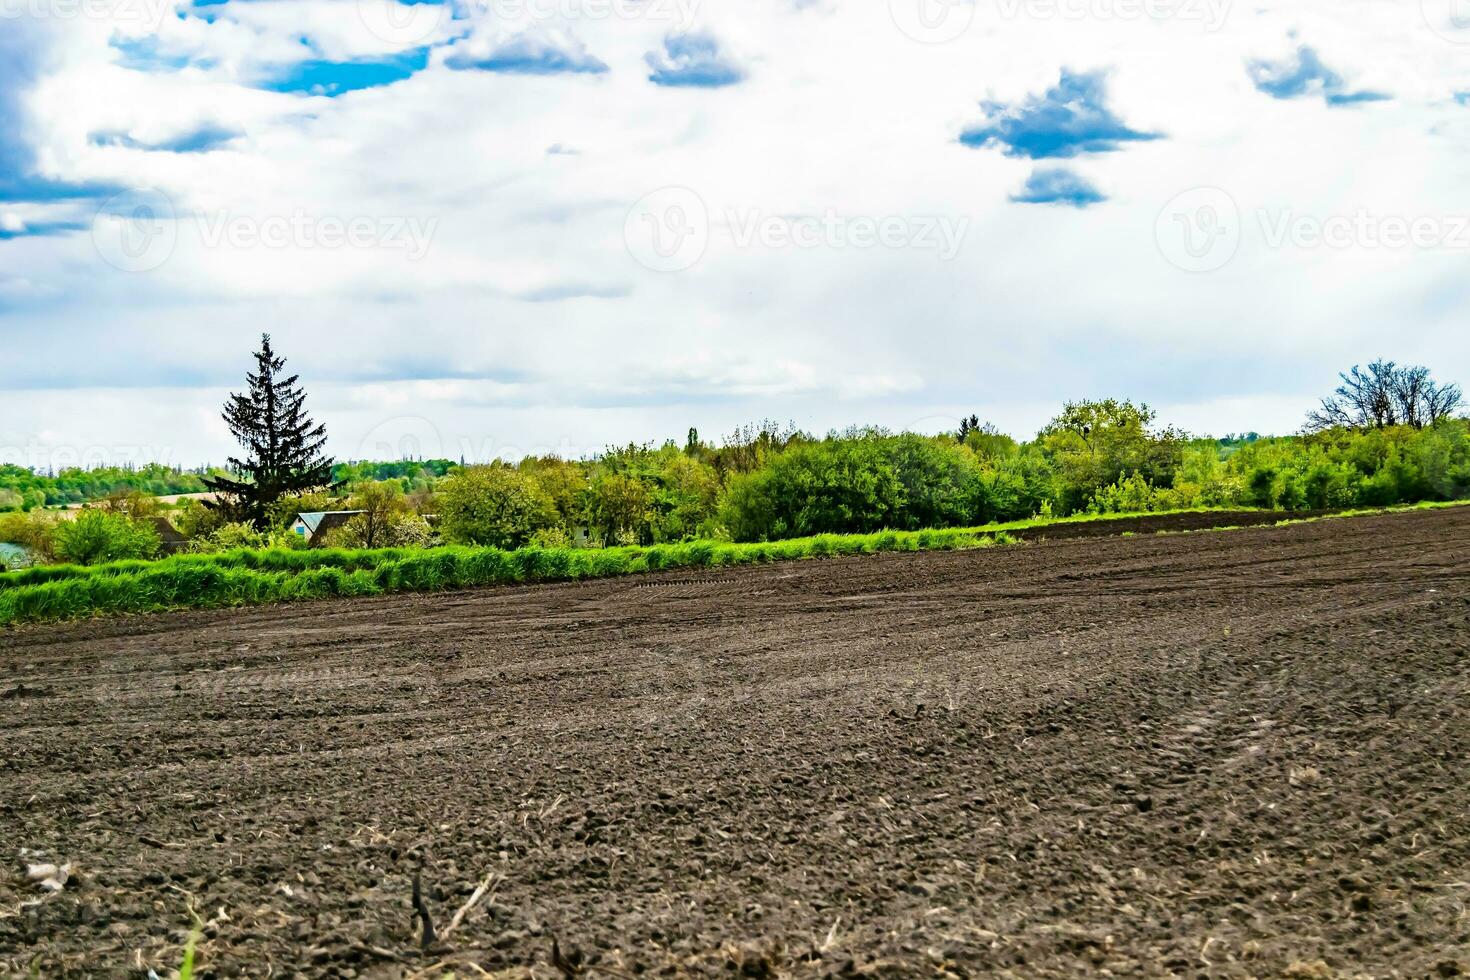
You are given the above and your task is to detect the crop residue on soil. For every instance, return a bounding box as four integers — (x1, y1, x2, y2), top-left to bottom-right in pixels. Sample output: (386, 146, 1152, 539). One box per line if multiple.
(1, 507, 1467, 977)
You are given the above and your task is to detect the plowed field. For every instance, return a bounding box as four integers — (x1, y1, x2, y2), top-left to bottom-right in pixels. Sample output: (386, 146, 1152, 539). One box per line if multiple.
(2, 508, 1467, 977)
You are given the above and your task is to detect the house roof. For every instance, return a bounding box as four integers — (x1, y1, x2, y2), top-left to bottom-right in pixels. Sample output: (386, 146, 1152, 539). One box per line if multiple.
(0, 542, 30, 569)
(148, 516, 188, 545)
(295, 511, 364, 535)
(148, 516, 189, 552)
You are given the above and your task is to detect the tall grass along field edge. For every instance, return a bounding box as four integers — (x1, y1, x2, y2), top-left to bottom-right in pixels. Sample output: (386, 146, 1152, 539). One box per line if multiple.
(3, 500, 1463, 626)
(0, 528, 1011, 626)
(0, 505, 1270, 593)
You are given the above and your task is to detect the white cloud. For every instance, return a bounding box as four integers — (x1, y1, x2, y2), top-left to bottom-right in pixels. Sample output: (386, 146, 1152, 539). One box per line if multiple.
(1, 0, 1468, 464)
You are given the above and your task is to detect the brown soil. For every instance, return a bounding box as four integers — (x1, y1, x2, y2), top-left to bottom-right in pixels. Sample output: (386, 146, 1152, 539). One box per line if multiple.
(1, 508, 1467, 978)
(1000, 509, 1335, 542)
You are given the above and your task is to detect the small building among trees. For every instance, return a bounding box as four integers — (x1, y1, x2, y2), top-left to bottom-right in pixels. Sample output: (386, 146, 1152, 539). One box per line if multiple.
(148, 517, 190, 555)
(290, 511, 364, 547)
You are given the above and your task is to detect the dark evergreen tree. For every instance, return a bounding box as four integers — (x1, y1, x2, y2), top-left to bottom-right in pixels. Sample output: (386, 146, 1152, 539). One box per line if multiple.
(203, 334, 334, 529)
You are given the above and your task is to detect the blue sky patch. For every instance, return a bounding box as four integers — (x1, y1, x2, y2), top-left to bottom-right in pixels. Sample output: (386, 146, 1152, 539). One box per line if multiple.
(960, 69, 1160, 159)
(646, 33, 745, 88)
(1010, 167, 1106, 208)
(1247, 45, 1390, 107)
(262, 48, 430, 96)
(0, 219, 88, 240)
(110, 35, 209, 73)
(0, 174, 119, 204)
(90, 125, 239, 154)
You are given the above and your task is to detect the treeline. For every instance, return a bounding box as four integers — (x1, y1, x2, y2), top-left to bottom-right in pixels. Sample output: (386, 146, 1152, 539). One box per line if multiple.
(232, 402, 1468, 553)
(0, 460, 462, 514)
(0, 460, 463, 514)
(0, 463, 211, 511)
(7, 402, 1466, 567)
(331, 459, 457, 487)
(4, 355, 1466, 568)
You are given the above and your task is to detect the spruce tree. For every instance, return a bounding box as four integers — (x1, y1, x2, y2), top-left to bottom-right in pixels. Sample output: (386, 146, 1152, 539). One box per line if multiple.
(203, 334, 334, 529)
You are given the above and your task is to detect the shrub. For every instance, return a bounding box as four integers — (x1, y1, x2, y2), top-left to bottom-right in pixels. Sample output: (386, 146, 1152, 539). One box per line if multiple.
(438, 466, 559, 549)
(321, 512, 434, 550)
(718, 434, 988, 541)
(52, 510, 160, 565)
(0, 510, 58, 563)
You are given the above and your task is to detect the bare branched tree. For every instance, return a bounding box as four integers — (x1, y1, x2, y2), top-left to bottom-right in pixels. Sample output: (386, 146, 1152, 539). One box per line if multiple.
(1306, 360, 1463, 432)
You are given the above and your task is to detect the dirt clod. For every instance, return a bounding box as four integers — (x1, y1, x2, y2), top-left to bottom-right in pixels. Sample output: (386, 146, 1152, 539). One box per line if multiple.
(1, 508, 1468, 976)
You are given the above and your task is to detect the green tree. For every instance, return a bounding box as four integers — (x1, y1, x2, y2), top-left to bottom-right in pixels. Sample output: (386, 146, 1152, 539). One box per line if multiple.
(962, 423, 1018, 460)
(1040, 399, 1186, 514)
(204, 334, 334, 530)
(1306, 360, 1463, 432)
(438, 466, 558, 549)
(719, 436, 913, 540)
(520, 458, 589, 529)
(346, 480, 409, 549)
(889, 435, 983, 530)
(586, 473, 653, 544)
(648, 451, 721, 542)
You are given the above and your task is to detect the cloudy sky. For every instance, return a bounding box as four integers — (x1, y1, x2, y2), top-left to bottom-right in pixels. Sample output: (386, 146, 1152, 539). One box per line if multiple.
(3, 0, 1469, 469)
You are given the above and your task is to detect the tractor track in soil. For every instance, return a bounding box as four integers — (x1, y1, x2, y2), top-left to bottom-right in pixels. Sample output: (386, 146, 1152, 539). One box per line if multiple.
(0, 507, 1467, 977)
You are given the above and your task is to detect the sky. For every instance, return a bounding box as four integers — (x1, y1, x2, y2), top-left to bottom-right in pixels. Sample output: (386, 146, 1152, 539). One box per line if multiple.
(2, 0, 1469, 470)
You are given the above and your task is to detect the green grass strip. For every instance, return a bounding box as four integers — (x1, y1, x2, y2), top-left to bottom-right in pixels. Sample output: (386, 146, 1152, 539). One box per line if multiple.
(0, 528, 1012, 626)
(0, 505, 1276, 593)
(5, 499, 1465, 627)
